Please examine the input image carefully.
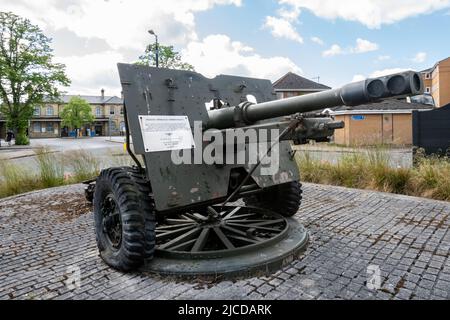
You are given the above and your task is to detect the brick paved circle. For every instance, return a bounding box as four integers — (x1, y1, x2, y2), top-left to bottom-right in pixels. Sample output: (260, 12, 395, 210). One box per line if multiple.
(1, 183, 449, 300)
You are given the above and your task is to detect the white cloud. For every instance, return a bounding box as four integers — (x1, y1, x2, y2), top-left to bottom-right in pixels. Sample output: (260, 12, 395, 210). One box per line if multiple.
(412, 52, 427, 63)
(277, 6, 301, 22)
(322, 44, 343, 57)
(263, 16, 303, 43)
(370, 68, 410, 78)
(55, 51, 124, 95)
(351, 38, 379, 53)
(181, 34, 302, 80)
(322, 38, 378, 57)
(311, 36, 324, 45)
(352, 68, 411, 82)
(279, 0, 450, 28)
(352, 75, 366, 82)
(1, 0, 242, 94)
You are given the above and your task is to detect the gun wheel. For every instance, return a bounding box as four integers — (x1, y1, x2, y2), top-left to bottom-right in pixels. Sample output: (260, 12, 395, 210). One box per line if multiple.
(155, 205, 288, 258)
(93, 167, 155, 271)
(243, 181, 303, 217)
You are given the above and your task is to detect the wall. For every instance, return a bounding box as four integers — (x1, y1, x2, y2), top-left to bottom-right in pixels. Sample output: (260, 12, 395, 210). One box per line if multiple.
(333, 113, 413, 146)
(392, 114, 412, 144)
(29, 121, 60, 138)
(437, 58, 450, 107)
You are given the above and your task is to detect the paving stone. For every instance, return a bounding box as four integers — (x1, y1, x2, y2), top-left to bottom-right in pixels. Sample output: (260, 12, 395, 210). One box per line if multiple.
(1, 183, 449, 300)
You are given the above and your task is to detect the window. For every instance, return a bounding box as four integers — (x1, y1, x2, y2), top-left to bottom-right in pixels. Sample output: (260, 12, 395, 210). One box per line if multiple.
(425, 73, 431, 79)
(33, 107, 40, 116)
(120, 121, 126, 132)
(109, 106, 115, 115)
(425, 87, 431, 93)
(46, 106, 54, 116)
(120, 106, 124, 115)
(46, 123, 54, 133)
(96, 106, 102, 117)
(33, 122, 41, 132)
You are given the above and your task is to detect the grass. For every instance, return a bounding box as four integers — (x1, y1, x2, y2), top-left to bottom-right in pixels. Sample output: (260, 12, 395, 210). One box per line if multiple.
(296, 147, 450, 202)
(0, 147, 137, 199)
(35, 147, 65, 188)
(1, 144, 449, 202)
(0, 162, 39, 197)
(65, 149, 101, 182)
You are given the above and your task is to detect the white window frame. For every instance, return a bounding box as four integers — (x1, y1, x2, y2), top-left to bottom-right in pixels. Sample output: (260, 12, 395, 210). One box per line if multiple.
(46, 106, 54, 116)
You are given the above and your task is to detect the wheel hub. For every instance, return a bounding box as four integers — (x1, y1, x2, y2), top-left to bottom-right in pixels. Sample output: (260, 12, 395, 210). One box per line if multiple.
(102, 194, 122, 249)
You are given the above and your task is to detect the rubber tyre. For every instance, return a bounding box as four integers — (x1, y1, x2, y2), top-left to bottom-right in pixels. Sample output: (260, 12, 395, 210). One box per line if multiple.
(243, 181, 302, 217)
(93, 167, 155, 271)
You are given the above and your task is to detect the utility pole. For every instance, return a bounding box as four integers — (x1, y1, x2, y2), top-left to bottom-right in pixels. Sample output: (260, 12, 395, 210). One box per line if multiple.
(148, 30, 159, 68)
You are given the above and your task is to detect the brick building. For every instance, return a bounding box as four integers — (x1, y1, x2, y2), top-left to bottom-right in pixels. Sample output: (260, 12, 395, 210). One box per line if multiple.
(273, 72, 330, 99)
(1, 90, 124, 139)
(331, 100, 434, 146)
(421, 56, 450, 107)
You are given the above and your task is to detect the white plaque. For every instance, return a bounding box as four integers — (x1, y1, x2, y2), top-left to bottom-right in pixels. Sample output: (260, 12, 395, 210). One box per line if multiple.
(138, 115, 195, 152)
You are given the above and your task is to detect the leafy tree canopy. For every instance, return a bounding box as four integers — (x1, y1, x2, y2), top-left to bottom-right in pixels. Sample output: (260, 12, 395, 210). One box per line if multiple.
(0, 11, 70, 144)
(60, 96, 94, 133)
(137, 43, 195, 71)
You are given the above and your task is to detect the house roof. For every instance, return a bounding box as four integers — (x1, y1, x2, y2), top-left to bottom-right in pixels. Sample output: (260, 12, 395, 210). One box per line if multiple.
(46, 95, 123, 105)
(421, 56, 450, 74)
(273, 72, 331, 91)
(331, 99, 434, 114)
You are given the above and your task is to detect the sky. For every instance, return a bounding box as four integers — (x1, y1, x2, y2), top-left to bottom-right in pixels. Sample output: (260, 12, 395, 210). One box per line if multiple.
(2, 0, 450, 96)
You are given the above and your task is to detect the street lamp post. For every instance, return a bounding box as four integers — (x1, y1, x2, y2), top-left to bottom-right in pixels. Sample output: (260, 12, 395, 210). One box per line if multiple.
(148, 29, 159, 68)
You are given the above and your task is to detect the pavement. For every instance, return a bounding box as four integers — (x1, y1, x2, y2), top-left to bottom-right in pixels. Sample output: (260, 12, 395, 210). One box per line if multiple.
(1, 183, 449, 300)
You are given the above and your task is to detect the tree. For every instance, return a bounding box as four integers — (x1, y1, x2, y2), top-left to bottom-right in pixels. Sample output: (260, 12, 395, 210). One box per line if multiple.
(60, 97, 94, 138)
(0, 12, 70, 145)
(137, 43, 195, 71)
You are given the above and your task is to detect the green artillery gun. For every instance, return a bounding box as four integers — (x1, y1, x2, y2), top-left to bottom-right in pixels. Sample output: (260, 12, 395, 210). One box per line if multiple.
(86, 66, 423, 272)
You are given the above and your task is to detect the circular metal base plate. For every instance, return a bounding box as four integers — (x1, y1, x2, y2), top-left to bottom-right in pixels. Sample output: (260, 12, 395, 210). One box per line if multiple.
(140, 218, 308, 279)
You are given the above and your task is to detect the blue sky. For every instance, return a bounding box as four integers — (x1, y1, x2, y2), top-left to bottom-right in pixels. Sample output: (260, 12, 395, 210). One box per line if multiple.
(3, 0, 450, 94)
(193, 0, 450, 87)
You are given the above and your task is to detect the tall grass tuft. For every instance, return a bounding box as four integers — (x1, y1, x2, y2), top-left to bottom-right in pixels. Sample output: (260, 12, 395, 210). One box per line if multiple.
(0, 161, 39, 197)
(65, 149, 100, 182)
(297, 146, 450, 202)
(34, 147, 65, 188)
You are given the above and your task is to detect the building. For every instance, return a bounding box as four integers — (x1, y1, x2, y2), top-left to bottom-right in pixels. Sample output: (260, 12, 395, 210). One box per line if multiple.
(421, 57, 450, 107)
(273, 72, 331, 99)
(331, 100, 434, 146)
(29, 89, 124, 138)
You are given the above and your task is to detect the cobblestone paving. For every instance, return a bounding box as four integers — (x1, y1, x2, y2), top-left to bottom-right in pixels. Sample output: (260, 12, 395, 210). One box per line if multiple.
(1, 183, 449, 300)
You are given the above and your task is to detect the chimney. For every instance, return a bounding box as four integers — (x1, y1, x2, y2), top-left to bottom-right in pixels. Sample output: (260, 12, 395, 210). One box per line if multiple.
(101, 88, 105, 100)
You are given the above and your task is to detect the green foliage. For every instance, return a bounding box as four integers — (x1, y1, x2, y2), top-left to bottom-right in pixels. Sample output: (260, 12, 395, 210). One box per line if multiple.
(0, 161, 37, 197)
(296, 148, 450, 202)
(60, 96, 94, 131)
(137, 43, 195, 71)
(66, 149, 100, 182)
(0, 12, 70, 145)
(15, 132, 29, 145)
(34, 147, 64, 188)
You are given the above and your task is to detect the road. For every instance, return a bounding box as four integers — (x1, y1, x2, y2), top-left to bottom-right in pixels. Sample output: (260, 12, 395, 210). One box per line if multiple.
(0, 137, 129, 174)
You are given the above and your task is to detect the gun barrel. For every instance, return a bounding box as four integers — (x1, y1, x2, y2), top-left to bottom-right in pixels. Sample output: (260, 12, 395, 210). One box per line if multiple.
(207, 70, 423, 129)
